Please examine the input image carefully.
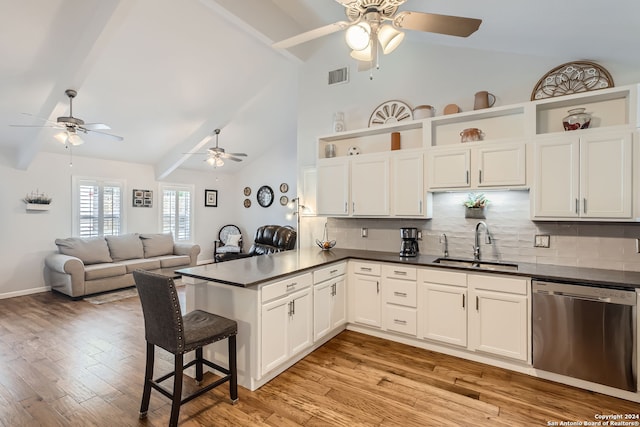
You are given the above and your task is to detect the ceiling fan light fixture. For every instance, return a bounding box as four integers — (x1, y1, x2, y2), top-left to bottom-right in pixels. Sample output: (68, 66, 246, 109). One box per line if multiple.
(54, 130, 84, 146)
(206, 156, 216, 166)
(350, 44, 373, 61)
(214, 157, 224, 167)
(378, 24, 404, 54)
(345, 22, 371, 50)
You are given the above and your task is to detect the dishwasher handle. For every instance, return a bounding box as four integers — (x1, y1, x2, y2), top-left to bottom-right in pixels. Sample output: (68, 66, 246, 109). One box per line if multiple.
(536, 290, 611, 303)
(533, 280, 636, 306)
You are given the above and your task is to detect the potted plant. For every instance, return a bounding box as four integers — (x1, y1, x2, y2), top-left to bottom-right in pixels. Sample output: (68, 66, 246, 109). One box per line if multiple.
(23, 190, 52, 211)
(464, 193, 488, 218)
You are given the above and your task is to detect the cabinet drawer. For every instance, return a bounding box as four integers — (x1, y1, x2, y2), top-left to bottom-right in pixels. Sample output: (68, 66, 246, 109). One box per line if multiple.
(385, 278, 417, 307)
(314, 262, 346, 284)
(385, 305, 417, 336)
(419, 268, 467, 287)
(468, 273, 528, 295)
(382, 264, 417, 280)
(351, 261, 381, 276)
(261, 273, 312, 302)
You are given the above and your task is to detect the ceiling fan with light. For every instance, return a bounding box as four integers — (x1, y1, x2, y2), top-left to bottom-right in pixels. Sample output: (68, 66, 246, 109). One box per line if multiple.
(273, 0, 482, 73)
(190, 129, 247, 168)
(10, 89, 123, 145)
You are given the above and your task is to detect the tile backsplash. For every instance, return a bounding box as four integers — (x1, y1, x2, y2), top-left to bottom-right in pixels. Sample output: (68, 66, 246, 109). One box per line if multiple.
(325, 191, 640, 272)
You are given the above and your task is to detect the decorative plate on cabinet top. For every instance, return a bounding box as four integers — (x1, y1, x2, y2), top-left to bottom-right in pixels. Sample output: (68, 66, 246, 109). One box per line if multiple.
(368, 100, 413, 127)
(530, 61, 614, 101)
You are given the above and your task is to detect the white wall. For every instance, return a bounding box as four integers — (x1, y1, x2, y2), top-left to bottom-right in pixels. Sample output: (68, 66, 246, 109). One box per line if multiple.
(0, 145, 288, 297)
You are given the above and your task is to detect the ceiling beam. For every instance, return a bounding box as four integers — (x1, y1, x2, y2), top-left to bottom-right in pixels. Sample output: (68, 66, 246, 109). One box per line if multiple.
(15, 0, 133, 170)
(197, 0, 309, 63)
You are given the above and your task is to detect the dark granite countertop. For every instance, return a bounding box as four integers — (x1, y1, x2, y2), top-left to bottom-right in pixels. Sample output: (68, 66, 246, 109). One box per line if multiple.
(176, 248, 640, 290)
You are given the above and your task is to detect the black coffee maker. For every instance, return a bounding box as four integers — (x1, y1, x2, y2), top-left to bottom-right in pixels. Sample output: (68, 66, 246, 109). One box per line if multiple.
(400, 227, 419, 257)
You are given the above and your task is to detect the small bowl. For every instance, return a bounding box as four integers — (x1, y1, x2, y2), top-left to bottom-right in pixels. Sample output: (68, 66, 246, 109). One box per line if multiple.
(315, 239, 336, 251)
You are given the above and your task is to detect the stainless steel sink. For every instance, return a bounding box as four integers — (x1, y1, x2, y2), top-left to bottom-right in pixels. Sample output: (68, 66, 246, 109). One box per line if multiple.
(433, 258, 518, 272)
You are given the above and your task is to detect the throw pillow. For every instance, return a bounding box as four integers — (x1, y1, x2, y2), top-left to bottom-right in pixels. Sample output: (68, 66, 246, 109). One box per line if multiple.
(55, 237, 113, 265)
(139, 233, 174, 258)
(226, 234, 242, 247)
(106, 233, 144, 261)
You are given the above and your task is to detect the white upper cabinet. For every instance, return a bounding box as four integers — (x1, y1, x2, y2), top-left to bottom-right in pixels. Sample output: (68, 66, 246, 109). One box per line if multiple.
(315, 84, 639, 221)
(532, 130, 633, 219)
(316, 158, 349, 216)
(351, 154, 390, 216)
(392, 151, 426, 216)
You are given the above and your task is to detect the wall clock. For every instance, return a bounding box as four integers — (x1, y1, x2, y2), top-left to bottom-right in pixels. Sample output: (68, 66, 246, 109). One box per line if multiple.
(256, 185, 274, 207)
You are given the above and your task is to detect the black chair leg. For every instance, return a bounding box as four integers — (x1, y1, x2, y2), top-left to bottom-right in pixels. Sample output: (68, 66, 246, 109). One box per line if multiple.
(140, 342, 154, 419)
(170, 354, 183, 427)
(228, 335, 238, 404)
(195, 347, 203, 385)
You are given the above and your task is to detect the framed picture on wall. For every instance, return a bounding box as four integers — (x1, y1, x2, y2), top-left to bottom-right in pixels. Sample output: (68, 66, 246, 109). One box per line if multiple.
(205, 189, 218, 207)
(133, 189, 152, 207)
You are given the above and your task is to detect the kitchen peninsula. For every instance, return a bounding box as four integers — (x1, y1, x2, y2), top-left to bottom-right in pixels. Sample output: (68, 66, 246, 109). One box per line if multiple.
(177, 248, 640, 402)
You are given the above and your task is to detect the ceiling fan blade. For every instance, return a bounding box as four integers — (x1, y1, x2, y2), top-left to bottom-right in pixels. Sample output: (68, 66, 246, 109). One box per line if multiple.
(225, 156, 243, 162)
(273, 21, 350, 49)
(9, 124, 62, 128)
(227, 152, 247, 157)
(83, 128, 124, 141)
(12, 112, 61, 127)
(394, 11, 482, 37)
(83, 123, 111, 130)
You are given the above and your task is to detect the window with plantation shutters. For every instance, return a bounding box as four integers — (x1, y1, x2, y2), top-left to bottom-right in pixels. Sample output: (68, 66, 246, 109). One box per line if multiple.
(73, 177, 124, 237)
(160, 184, 193, 241)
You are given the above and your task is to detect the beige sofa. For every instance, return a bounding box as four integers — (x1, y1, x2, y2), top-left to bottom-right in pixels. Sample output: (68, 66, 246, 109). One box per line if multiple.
(44, 233, 200, 299)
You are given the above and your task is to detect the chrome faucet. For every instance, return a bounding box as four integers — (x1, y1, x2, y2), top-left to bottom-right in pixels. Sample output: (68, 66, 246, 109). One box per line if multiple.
(473, 221, 492, 261)
(439, 233, 449, 258)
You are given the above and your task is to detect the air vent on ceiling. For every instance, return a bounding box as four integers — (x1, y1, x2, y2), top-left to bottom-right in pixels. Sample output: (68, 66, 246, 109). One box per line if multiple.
(328, 67, 349, 85)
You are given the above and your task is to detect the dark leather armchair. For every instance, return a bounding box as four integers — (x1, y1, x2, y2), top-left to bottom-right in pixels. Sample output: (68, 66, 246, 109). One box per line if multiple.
(248, 225, 297, 255)
(216, 225, 296, 262)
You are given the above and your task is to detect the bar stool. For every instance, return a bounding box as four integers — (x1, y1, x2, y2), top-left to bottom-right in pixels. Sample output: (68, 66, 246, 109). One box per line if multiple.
(133, 270, 238, 426)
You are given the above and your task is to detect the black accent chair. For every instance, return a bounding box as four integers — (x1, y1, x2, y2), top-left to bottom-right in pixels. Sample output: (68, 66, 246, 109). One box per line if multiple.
(133, 270, 238, 427)
(213, 224, 243, 262)
(216, 225, 297, 262)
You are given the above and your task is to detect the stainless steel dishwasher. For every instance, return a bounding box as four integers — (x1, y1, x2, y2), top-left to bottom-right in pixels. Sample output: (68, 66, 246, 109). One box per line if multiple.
(532, 280, 637, 391)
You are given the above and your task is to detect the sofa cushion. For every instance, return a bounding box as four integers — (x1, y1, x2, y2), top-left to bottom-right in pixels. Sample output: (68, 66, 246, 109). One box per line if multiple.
(156, 255, 191, 268)
(84, 263, 127, 281)
(116, 258, 161, 273)
(140, 233, 174, 258)
(55, 237, 112, 265)
(106, 233, 144, 261)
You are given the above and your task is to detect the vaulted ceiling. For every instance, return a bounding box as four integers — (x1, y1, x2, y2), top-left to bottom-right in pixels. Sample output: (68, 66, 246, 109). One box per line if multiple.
(2, 0, 639, 177)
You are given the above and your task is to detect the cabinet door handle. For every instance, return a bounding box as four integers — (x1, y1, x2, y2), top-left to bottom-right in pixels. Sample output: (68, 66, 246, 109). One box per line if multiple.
(291, 299, 295, 315)
(583, 198, 587, 214)
(466, 170, 470, 184)
(479, 170, 482, 183)
(462, 294, 465, 308)
(286, 283, 296, 290)
(376, 281, 380, 294)
(344, 202, 348, 213)
(393, 291, 407, 297)
(360, 267, 372, 272)
(288, 301, 293, 316)
(352, 202, 355, 213)
(393, 270, 407, 275)
(476, 296, 479, 311)
(330, 269, 338, 274)
(575, 198, 579, 214)
(393, 319, 407, 325)
(333, 283, 337, 296)
(419, 200, 423, 213)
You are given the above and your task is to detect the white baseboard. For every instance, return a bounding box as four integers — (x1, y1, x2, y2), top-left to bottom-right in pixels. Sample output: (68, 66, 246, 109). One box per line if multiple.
(0, 286, 50, 300)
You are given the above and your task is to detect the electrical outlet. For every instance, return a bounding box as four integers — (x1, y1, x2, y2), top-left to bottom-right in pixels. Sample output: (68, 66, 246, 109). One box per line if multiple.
(417, 231, 422, 240)
(361, 227, 368, 238)
(534, 235, 550, 248)
(636, 238, 640, 253)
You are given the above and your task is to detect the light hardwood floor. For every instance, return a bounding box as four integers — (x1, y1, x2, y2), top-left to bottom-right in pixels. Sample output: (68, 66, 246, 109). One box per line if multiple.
(0, 288, 637, 426)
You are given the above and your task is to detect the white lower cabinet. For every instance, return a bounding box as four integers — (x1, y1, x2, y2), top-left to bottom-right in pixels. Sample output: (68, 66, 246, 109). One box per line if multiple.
(261, 274, 313, 376)
(349, 261, 382, 328)
(467, 273, 530, 362)
(382, 264, 417, 336)
(313, 263, 347, 342)
(418, 268, 530, 363)
(418, 269, 468, 347)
